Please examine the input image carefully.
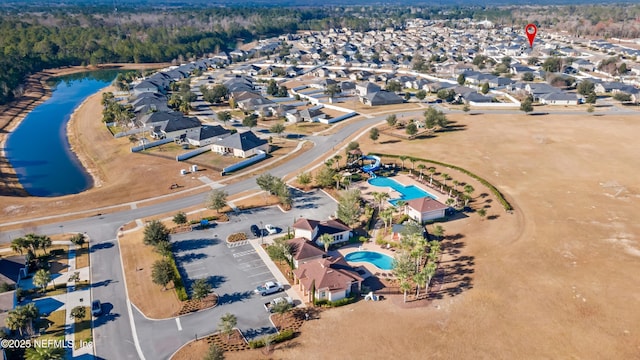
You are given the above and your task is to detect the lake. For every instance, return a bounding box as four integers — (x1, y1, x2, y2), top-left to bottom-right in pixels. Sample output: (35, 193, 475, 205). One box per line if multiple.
(5, 71, 118, 197)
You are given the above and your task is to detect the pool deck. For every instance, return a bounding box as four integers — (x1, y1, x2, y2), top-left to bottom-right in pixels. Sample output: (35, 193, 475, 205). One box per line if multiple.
(353, 173, 442, 206)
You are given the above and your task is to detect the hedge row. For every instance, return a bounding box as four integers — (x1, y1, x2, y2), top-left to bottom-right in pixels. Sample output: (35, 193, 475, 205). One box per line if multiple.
(314, 296, 355, 307)
(248, 329, 295, 349)
(168, 255, 188, 301)
(371, 153, 513, 211)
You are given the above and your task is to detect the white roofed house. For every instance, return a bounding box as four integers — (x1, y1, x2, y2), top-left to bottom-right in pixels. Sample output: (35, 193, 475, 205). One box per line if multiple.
(211, 131, 269, 158)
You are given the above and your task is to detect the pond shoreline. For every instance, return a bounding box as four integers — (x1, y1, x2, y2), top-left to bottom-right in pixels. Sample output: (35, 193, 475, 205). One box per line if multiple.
(0, 63, 168, 197)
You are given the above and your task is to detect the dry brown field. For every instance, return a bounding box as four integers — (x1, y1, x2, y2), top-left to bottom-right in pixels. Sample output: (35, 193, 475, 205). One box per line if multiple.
(222, 112, 640, 359)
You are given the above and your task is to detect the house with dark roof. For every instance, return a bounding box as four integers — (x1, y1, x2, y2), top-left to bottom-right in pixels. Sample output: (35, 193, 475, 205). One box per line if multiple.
(186, 125, 231, 147)
(538, 92, 578, 105)
(405, 197, 448, 223)
(152, 115, 202, 140)
(293, 218, 352, 247)
(361, 90, 404, 106)
(355, 81, 381, 96)
(293, 256, 363, 302)
(210, 131, 269, 158)
(287, 238, 326, 268)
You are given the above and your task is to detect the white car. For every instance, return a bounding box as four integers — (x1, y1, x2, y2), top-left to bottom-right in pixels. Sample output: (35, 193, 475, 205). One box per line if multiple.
(265, 224, 277, 234)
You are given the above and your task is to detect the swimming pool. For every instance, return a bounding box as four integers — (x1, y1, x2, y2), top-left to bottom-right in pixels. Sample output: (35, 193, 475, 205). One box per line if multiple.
(368, 176, 436, 206)
(345, 251, 394, 270)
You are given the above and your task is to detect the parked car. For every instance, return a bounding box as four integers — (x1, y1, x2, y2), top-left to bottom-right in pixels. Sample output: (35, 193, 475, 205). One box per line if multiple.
(255, 281, 284, 296)
(250, 224, 260, 237)
(91, 300, 102, 316)
(264, 296, 293, 312)
(265, 224, 277, 235)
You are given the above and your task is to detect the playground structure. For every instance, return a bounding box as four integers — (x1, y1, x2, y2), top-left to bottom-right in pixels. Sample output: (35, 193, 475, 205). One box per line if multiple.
(346, 150, 382, 178)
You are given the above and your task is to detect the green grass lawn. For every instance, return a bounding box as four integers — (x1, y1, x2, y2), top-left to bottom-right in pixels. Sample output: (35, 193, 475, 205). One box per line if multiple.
(74, 306, 92, 349)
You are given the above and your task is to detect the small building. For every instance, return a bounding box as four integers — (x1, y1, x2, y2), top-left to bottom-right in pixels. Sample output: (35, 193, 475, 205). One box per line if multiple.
(538, 92, 578, 106)
(287, 237, 326, 268)
(293, 218, 351, 247)
(211, 131, 269, 158)
(293, 256, 363, 302)
(406, 197, 448, 223)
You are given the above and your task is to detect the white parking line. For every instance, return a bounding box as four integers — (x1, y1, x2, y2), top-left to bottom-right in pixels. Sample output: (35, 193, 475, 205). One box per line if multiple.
(232, 249, 256, 258)
(176, 318, 182, 331)
(248, 270, 273, 278)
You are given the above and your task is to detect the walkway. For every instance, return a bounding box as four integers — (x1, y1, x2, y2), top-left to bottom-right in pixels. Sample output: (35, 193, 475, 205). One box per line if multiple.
(17, 240, 94, 358)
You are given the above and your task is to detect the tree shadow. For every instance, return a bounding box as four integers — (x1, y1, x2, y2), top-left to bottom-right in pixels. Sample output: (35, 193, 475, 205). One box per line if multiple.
(379, 139, 400, 144)
(206, 275, 227, 289)
(487, 214, 500, 220)
(91, 279, 117, 288)
(90, 242, 113, 253)
(174, 252, 208, 263)
(217, 290, 254, 305)
(172, 238, 218, 252)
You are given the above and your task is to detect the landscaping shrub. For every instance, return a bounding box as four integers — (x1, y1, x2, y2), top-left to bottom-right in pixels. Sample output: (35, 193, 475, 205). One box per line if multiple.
(372, 153, 513, 211)
(314, 297, 355, 307)
(0, 282, 15, 293)
(397, 214, 410, 224)
(228, 232, 247, 242)
(248, 329, 295, 348)
(168, 256, 188, 301)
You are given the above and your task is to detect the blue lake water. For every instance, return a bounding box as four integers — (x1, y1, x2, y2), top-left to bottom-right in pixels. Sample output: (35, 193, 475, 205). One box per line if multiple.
(5, 71, 117, 197)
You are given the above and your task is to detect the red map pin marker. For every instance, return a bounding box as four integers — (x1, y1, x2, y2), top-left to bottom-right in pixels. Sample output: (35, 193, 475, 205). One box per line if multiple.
(525, 24, 537, 48)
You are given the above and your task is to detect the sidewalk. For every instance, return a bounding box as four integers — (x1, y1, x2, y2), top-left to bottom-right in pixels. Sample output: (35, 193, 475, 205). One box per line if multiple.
(16, 240, 94, 358)
(247, 236, 306, 308)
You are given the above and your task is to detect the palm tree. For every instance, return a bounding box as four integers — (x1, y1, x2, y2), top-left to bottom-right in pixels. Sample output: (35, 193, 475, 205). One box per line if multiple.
(380, 208, 394, 234)
(417, 163, 426, 179)
(477, 208, 487, 220)
(333, 154, 342, 169)
(409, 158, 417, 174)
(11, 237, 27, 255)
(400, 279, 412, 303)
(378, 192, 390, 210)
(441, 173, 449, 187)
(33, 269, 52, 293)
(463, 185, 475, 206)
(445, 198, 455, 207)
(414, 269, 427, 296)
(319, 233, 334, 253)
(325, 158, 334, 169)
(25, 345, 65, 360)
(395, 200, 407, 215)
(428, 167, 436, 185)
(399, 156, 408, 170)
(452, 180, 459, 191)
(423, 262, 437, 295)
(431, 225, 444, 241)
(38, 235, 52, 255)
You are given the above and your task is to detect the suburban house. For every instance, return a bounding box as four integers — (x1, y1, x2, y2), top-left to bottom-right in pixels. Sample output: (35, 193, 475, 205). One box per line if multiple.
(538, 92, 578, 105)
(0, 256, 25, 337)
(361, 90, 404, 106)
(293, 218, 351, 246)
(138, 111, 202, 140)
(186, 125, 231, 147)
(405, 197, 448, 223)
(355, 81, 381, 96)
(286, 237, 326, 268)
(293, 256, 363, 302)
(210, 131, 269, 158)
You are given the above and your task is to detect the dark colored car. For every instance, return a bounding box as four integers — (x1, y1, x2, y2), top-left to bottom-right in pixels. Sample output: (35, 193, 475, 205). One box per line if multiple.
(91, 300, 102, 316)
(250, 224, 260, 237)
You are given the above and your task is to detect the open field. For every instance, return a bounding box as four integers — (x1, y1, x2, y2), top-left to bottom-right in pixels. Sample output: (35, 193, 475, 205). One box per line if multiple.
(224, 112, 640, 359)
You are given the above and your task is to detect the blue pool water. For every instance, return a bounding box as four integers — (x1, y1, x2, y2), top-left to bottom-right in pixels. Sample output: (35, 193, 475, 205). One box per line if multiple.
(345, 251, 394, 270)
(5, 71, 118, 196)
(368, 176, 435, 206)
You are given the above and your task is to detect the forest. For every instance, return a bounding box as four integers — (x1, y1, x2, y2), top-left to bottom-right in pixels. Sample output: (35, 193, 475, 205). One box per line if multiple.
(1, 3, 639, 105)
